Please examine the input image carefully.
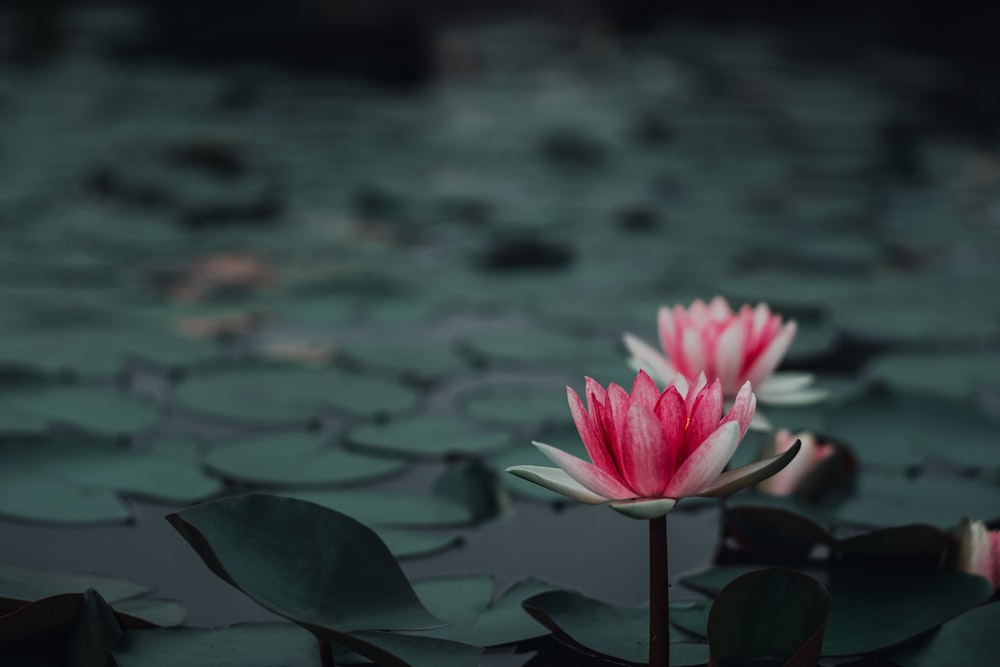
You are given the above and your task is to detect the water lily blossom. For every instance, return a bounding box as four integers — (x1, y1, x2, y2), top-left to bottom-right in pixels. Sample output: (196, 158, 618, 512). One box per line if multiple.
(758, 430, 837, 497)
(507, 370, 801, 519)
(623, 296, 826, 429)
(955, 519, 1000, 588)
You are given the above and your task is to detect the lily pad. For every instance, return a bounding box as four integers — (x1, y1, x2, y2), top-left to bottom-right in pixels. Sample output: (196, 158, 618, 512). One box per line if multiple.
(204, 432, 407, 487)
(343, 341, 468, 382)
(0, 561, 150, 602)
(348, 415, 513, 460)
(0, 325, 217, 376)
(824, 388, 1000, 468)
(279, 489, 473, 528)
(460, 327, 617, 369)
(373, 529, 463, 560)
(114, 623, 339, 667)
(461, 383, 572, 428)
(409, 576, 560, 647)
(174, 365, 419, 423)
(681, 565, 992, 656)
(0, 384, 160, 436)
(521, 590, 709, 666)
(0, 432, 221, 524)
(889, 601, 1000, 667)
(708, 568, 830, 667)
(864, 352, 1000, 403)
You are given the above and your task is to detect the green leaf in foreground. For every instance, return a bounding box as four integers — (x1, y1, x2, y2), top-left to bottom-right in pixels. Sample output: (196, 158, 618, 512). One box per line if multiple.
(521, 590, 709, 666)
(889, 602, 1000, 667)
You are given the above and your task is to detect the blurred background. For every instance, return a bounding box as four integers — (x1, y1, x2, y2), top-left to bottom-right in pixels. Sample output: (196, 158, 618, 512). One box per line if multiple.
(1, 0, 999, 638)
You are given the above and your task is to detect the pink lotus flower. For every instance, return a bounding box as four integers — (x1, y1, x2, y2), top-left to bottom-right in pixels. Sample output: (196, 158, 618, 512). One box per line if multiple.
(506, 370, 800, 519)
(757, 430, 836, 497)
(955, 519, 1000, 588)
(623, 297, 826, 429)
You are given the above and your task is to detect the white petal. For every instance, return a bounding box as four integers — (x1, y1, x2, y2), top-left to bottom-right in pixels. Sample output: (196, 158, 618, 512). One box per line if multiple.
(623, 333, 675, 385)
(755, 387, 829, 406)
(609, 497, 677, 519)
(533, 442, 635, 499)
(714, 318, 745, 395)
(506, 465, 609, 504)
(747, 409, 772, 432)
(757, 372, 816, 394)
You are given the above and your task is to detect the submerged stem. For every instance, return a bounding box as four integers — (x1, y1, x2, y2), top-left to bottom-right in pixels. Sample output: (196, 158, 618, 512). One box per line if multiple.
(649, 514, 669, 667)
(319, 638, 337, 667)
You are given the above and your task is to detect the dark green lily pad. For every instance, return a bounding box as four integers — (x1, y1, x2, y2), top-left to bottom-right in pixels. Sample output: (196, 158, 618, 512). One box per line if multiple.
(708, 568, 830, 667)
(461, 383, 572, 428)
(889, 600, 1000, 667)
(460, 327, 617, 369)
(271, 294, 360, 328)
(0, 325, 217, 376)
(338, 630, 482, 667)
(521, 590, 709, 666)
(342, 341, 468, 381)
(0, 432, 221, 524)
(831, 471, 1000, 528)
(348, 415, 513, 460)
(167, 494, 442, 633)
(174, 365, 419, 423)
(0, 384, 160, 436)
(373, 529, 463, 560)
(204, 432, 407, 487)
(824, 388, 1000, 468)
(0, 561, 150, 602)
(681, 565, 992, 656)
(114, 623, 340, 667)
(864, 352, 1000, 403)
(71, 589, 124, 667)
(279, 489, 473, 527)
(409, 576, 559, 647)
(110, 599, 186, 628)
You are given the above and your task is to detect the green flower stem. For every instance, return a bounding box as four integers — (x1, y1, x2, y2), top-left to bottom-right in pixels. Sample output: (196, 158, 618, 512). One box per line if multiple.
(650, 514, 669, 667)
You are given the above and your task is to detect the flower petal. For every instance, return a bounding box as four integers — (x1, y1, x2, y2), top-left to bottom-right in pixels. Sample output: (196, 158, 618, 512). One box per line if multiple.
(629, 369, 661, 410)
(684, 379, 724, 459)
(606, 383, 631, 472)
(754, 387, 829, 406)
(624, 333, 675, 385)
(567, 386, 616, 474)
(746, 320, 796, 386)
(693, 440, 802, 498)
(505, 465, 609, 504)
(757, 372, 817, 394)
(723, 381, 756, 439)
(664, 421, 740, 498)
(619, 403, 671, 497)
(609, 497, 677, 519)
(714, 317, 745, 395)
(533, 441, 634, 499)
(654, 385, 686, 459)
(658, 306, 678, 357)
(680, 328, 707, 379)
(585, 376, 608, 412)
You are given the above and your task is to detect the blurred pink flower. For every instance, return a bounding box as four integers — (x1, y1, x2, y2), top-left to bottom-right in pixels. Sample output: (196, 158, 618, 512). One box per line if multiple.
(623, 296, 826, 429)
(956, 519, 1000, 588)
(757, 430, 836, 497)
(507, 370, 800, 519)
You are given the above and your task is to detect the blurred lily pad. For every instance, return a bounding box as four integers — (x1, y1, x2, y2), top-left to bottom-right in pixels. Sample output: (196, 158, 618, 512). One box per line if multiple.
(280, 489, 473, 527)
(0, 432, 222, 524)
(461, 383, 571, 428)
(0, 384, 160, 436)
(174, 365, 419, 423)
(460, 327, 617, 369)
(825, 388, 1000, 468)
(343, 341, 468, 382)
(864, 352, 1000, 402)
(348, 415, 513, 460)
(204, 432, 407, 487)
(889, 601, 1000, 667)
(0, 325, 218, 376)
(410, 576, 560, 647)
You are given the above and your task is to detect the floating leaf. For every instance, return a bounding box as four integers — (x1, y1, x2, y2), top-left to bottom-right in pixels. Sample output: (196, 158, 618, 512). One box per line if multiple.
(889, 601, 1000, 667)
(707, 568, 830, 667)
(522, 590, 709, 666)
(348, 416, 512, 460)
(681, 565, 992, 656)
(174, 365, 419, 423)
(114, 623, 331, 667)
(204, 432, 407, 487)
(410, 576, 559, 647)
(0, 433, 221, 524)
(0, 562, 150, 603)
(280, 489, 472, 528)
(0, 384, 160, 436)
(167, 494, 442, 633)
(343, 341, 468, 381)
(71, 589, 123, 667)
(460, 327, 617, 369)
(373, 529, 462, 560)
(864, 352, 1000, 402)
(462, 383, 571, 428)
